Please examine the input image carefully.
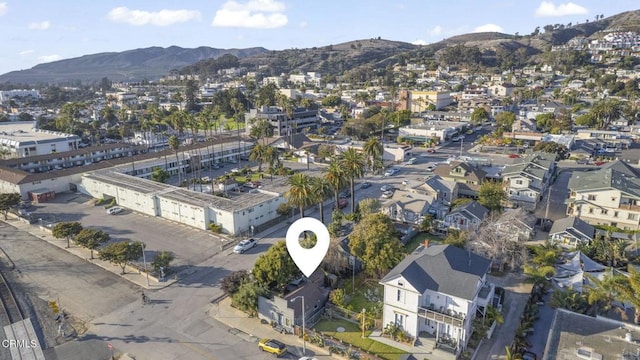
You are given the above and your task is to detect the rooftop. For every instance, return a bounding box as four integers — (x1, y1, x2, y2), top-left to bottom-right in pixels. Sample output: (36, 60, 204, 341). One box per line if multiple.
(544, 309, 640, 360)
(0, 121, 80, 145)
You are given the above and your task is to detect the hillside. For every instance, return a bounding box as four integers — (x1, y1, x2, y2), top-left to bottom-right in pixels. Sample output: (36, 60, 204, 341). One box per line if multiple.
(238, 38, 418, 77)
(0, 46, 268, 84)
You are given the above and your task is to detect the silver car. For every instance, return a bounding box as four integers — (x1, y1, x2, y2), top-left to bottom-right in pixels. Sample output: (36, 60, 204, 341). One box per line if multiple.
(233, 238, 257, 254)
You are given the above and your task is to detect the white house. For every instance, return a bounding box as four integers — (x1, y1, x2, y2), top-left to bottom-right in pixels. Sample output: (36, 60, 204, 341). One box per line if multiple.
(442, 201, 489, 231)
(379, 245, 493, 356)
(0, 121, 81, 158)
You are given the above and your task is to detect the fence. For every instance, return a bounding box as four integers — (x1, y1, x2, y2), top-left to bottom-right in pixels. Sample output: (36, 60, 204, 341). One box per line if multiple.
(304, 327, 384, 360)
(324, 304, 382, 330)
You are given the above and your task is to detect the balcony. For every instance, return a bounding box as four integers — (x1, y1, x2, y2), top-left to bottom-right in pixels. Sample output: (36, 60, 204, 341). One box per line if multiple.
(417, 305, 465, 328)
(477, 283, 495, 309)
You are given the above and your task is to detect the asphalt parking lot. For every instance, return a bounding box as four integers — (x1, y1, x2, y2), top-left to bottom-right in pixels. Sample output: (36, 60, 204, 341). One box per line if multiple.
(30, 193, 229, 270)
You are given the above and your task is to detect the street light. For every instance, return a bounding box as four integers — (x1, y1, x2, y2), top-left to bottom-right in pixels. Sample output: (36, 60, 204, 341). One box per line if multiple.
(290, 296, 306, 355)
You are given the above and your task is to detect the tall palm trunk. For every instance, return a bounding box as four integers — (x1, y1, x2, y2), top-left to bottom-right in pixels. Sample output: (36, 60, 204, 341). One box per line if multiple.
(299, 205, 304, 219)
(319, 201, 325, 224)
(350, 178, 356, 214)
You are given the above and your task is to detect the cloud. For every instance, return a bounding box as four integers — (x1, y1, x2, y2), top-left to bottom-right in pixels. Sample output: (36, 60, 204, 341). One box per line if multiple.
(38, 54, 61, 63)
(212, 0, 288, 29)
(412, 39, 428, 45)
(474, 23, 504, 33)
(0, 2, 6, 16)
(534, 1, 588, 17)
(18, 50, 34, 56)
(427, 25, 443, 37)
(28, 21, 51, 30)
(107, 7, 201, 26)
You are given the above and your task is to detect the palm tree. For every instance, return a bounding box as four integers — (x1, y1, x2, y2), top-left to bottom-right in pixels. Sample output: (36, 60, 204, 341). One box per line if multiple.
(324, 157, 348, 208)
(249, 144, 267, 172)
(311, 176, 332, 224)
(168, 135, 181, 186)
(616, 265, 640, 324)
(591, 99, 622, 130)
(340, 148, 365, 213)
(285, 173, 314, 218)
(584, 271, 627, 316)
(362, 137, 383, 174)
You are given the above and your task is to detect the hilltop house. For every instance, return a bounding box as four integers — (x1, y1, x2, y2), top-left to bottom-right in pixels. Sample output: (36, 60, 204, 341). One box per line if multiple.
(380, 245, 493, 357)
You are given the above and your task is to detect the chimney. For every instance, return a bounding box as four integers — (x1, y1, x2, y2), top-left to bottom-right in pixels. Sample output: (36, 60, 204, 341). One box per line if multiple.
(423, 239, 430, 248)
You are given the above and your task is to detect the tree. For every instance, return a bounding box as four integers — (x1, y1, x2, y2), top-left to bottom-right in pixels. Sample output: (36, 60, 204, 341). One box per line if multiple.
(252, 241, 300, 291)
(358, 198, 381, 217)
(249, 143, 267, 172)
(99, 241, 144, 275)
(51, 221, 83, 249)
(231, 281, 268, 316)
(150, 167, 170, 183)
(443, 229, 467, 248)
(419, 215, 435, 233)
(532, 142, 568, 160)
(340, 148, 365, 213)
(590, 99, 623, 130)
(478, 181, 506, 212)
(362, 137, 383, 174)
(324, 157, 348, 206)
(74, 228, 110, 259)
(348, 213, 404, 277)
(168, 135, 181, 185)
(494, 111, 516, 132)
(471, 107, 489, 125)
(311, 176, 332, 224)
(616, 265, 640, 324)
(451, 197, 473, 209)
(0, 193, 21, 220)
(220, 270, 249, 295)
(151, 251, 175, 274)
(285, 173, 315, 219)
(584, 272, 627, 316)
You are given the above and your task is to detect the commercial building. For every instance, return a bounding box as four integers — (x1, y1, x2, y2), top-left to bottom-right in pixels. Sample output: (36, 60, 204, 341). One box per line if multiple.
(245, 106, 319, 136)
(398, 90, 454, 111)
(0, 121, 81, 158)
(399, 121, 467, 143)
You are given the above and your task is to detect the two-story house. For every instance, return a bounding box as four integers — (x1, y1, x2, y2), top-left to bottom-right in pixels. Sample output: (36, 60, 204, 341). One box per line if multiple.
(502, 151, 556, 210)
(381, 189, 432, 225)
(549, 216, 596, 247)
(433, 161, 486, 199)
(442, 201, 489, 231)
(419, 175, 458, 219)
(379, 245, 493, 357)
(567, 160, 640, 230)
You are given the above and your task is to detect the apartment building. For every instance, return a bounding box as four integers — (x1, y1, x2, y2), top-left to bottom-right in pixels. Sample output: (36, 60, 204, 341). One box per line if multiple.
(567, 160, 640, 230)
(245, 106, 319, 136)
(0, 121, 81, 158)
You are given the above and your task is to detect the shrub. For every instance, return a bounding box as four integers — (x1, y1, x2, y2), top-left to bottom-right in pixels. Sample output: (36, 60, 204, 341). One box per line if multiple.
(329, 288, 346, 308)
(95, 198, 105, 205)
(276, 203, 292, 216)
(209, 223, 222, 233)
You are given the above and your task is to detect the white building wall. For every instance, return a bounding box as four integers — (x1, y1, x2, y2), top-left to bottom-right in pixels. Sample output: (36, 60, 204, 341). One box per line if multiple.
(157, 197, 208, 230)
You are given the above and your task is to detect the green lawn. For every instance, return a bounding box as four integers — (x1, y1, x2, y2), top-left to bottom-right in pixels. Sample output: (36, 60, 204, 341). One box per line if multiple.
(404, 232, 443, 253)
(314, 319, 407, 360)
(224, 120, 245, 130)
(234, 173, 263, 183)
(341, 274, 383, 310)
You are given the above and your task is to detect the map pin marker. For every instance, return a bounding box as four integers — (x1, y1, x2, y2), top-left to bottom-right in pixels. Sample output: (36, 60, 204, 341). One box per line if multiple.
(285, 217, 330, 278)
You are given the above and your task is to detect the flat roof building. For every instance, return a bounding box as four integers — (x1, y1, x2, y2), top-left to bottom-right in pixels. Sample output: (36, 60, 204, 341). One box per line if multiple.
(0, 121, 80, 158)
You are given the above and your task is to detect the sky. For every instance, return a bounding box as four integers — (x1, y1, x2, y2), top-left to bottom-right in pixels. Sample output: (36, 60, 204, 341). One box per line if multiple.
(0, 0, 638, 75)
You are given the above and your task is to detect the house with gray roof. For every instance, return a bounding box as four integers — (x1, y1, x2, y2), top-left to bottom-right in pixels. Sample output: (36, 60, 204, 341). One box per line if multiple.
(381, 189, 432, 225)
(442, 201, 489, 231)
(549, 216, 595, 247)
(379, 244, 493, 357)
(432, 161, 487, 198)
(420, 175, 459, 219)
(567, 160, 640, 230)
(502, 151, 556, 210)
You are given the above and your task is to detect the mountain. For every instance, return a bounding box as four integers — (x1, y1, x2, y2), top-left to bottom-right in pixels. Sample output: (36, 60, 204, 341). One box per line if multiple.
(0, 46, 268, 84)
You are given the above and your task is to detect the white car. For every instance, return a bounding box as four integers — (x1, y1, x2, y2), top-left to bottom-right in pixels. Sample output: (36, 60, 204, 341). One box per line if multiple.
(107, 207, 124, 215)
(384, 168, 399, 176)
(402, 179, 409, 185)
(380, 184, 394, 192)
(382, 190, 394, 199)
(233, 238, 257, 254)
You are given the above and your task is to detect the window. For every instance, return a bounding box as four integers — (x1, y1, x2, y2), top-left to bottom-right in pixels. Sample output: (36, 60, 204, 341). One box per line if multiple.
(516, 180, 523, 185)
(628, 213, 638, 220)
(588, 208, 594, 214)
(588, 195, 596, 201)
(601, 209, 608, 215)
(611, 197, 617, 202)
(614, 211, 619, 217)
(394, 313, 405, 327)
(397, 289, 402, 302)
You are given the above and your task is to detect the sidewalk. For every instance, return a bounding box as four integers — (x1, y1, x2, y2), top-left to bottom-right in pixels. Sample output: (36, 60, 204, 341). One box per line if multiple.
(209, 297, 333, 358)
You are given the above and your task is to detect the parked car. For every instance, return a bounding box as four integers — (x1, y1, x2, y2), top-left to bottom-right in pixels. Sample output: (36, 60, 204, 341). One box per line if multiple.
(402, 179, 409, 185)
(228, 159, 238, 164)
(384, 168, 399, 176)
(382, 190, 394, 199)
(339, 189, 351, 198)
(361, 182, 371, 189)
(521, 351, 537, 360)
(466, 129, 474, 135)
(451, 136, 461, 142)
(426, 165, 435, 172)
(233, 238, 257, 254)
(258, 339, 287, 357)
(508, 154, 520, 158)
(426, 148, 436, 153)
(380, 184, 394, 192)
(107, 207, 124, 215)
(337, 198, 348, 209)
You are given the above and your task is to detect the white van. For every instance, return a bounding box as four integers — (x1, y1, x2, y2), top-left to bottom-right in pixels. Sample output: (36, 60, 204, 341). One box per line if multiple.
(407, 157, 418, 165)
